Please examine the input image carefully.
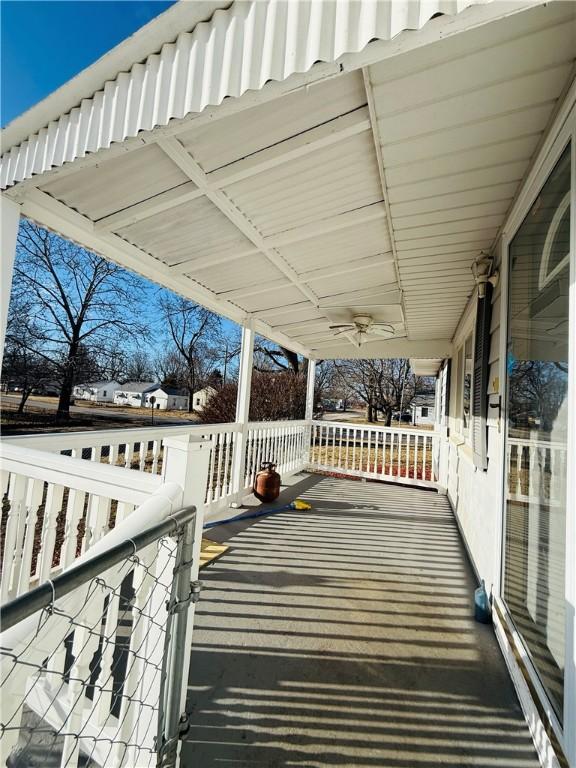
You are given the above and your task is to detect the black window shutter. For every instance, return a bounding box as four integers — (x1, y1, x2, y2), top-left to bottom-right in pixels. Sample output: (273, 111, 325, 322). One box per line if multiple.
(472, 282, 493, 470)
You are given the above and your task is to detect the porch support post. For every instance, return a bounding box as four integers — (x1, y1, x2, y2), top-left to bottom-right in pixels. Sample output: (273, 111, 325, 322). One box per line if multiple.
(305, 359, 316, 420)
(1, 197, 21, 369)
(230, 321, 254, 504)
(160, 433, 211, 764)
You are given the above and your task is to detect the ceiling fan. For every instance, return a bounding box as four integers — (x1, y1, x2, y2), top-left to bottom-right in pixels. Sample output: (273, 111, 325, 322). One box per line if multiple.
(328, 314, 406, 347)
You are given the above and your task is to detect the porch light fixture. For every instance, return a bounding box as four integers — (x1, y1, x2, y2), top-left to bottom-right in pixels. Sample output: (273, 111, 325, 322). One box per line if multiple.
(471, 252, 499, 297)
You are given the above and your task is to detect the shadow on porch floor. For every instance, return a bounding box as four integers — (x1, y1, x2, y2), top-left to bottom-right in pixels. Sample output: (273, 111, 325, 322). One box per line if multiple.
(182, 474, 539, 768)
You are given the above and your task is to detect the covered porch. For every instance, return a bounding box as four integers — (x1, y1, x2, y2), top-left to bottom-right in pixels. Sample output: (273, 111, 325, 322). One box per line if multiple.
(1, 1, 575, 767)
(185, 473, 538, 767)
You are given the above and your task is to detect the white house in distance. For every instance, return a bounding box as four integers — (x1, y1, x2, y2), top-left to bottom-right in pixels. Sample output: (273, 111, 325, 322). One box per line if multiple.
(143, 386, 189, 411)
(72, 380, 120, 403)
(191, 386, 216, 412)
(113, 382, 157, 408)
(410, 395, 436, 426)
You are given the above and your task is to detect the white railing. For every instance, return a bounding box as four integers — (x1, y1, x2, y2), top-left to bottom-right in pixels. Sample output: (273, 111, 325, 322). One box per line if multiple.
(0, 489, 194, 768)
(3, 420, 312, 518)
(507, 436, 567, 506)
(308, 420, 438, 489)
(0, 442, 163, 601)
(0, 434, 211, 768)
(244, 420, 309, 487)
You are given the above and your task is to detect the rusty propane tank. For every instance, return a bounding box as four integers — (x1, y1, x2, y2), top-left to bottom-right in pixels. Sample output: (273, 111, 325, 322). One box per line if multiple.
(253, 462, 281, 503)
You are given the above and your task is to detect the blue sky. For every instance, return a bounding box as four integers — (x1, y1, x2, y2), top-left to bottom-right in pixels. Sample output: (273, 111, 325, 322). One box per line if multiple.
(1, 0, 176, 127)
(4, 0, 241, 356)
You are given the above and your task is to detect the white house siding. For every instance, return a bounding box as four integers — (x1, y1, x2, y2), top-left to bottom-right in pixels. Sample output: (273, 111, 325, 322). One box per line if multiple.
(143, 389, 188, 410)
(73, 381, 119, 403)
(441, 246, 503, 594)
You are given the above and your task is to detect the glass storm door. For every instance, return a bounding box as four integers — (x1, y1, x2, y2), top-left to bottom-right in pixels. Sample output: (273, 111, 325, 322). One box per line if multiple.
(503, 143, 571, 719)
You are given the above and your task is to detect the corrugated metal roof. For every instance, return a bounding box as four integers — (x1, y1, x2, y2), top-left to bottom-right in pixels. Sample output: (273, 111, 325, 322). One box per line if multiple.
(1, 0, 496, 189)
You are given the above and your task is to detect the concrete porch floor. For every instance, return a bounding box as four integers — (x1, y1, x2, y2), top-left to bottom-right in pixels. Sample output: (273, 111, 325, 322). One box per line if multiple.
(183, 474, 539, 768)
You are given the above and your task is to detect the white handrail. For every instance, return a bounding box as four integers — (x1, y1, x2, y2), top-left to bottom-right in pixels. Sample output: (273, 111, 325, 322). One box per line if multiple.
(308, 420, 438, 489)
(311, 419, 438, 436)
(0, 481, 185, 767)
(0, 442, 162, 504)
(3, 421, 241, 451)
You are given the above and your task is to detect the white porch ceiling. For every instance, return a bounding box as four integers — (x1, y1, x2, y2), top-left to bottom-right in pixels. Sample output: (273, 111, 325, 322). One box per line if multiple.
(3, 1, 575, 360)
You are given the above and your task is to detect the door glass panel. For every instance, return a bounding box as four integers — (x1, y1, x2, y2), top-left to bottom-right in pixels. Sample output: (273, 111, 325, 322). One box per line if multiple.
(504, 143, 571, 719)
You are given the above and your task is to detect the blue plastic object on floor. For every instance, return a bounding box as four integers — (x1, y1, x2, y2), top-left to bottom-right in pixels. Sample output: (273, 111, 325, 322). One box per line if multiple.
(474, 579, 492, 624)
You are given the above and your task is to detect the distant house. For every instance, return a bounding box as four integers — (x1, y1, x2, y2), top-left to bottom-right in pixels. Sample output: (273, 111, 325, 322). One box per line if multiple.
(410, 395, 436, 426)
(113, 382, 157, 408)
(73, 380, 120, 403)
(191, 386, 216, 412)
(143, 386, 189, 411)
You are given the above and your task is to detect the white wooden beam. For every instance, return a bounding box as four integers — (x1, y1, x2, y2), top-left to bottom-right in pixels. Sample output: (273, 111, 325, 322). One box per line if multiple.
(362, 68, 410, 336)
(207, 107, 371, 189)
(94, 183, 203, 232)
(156, 136, 321, 309)
(300, 252, 394, 284)
(310, 338, 454, 359)
(317, 285, 402, 309)
(265, 203, 386, 248)
(20, 188, 311, 357)
(218, 278, 291, 302)
(272, 319, 329, 333)
(170, 246, 260, 275)
(250, 301, 312, 319)
(305, 360, 316, 420)
(1, 196, 21, 368)
(5, 60, 342, 196)
(230, 322, 254, 503)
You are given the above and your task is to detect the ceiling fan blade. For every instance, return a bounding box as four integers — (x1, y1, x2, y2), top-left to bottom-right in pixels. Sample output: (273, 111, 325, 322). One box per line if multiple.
(368, 330, 408, 340)
(329, 324, 355, 330)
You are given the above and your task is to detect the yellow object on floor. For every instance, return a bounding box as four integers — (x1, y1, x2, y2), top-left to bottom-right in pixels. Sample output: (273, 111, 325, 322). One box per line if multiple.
(291, 499, 312, 510)
(200, 538, 229, 569)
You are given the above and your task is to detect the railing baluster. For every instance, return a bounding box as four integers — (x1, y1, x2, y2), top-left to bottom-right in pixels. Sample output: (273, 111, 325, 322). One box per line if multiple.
(38, 482, 65, 583)
(138, 440, 147, 472)
(225, 432, 233, 496)
(116, 501, 134, 526)
(206, 433, 217, 504)
(61, 488, 87, 569)
(91, 587, 121, 727)
(85, 494, 111, 552)
(214, 433, 224, 502)
(366, 429, 371, 474)
(151, 440, 161, 474)
(107, 443, 119, 468)
(1, 474, 28, 602)
(124, 442, 134, 470)
(16, 479, 45, 596)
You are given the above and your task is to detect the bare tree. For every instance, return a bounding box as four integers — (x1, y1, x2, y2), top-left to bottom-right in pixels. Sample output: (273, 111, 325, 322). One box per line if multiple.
(254, 337, 301, 373)
(124, 350, 155, 382)
(159, 294, 221, 412)
(217, 331, 241, 384)
(11, 221, 147, 419)
(154, 350, 185, 388)
(2, 295, 58, 412)
(334, 359, 419, 424)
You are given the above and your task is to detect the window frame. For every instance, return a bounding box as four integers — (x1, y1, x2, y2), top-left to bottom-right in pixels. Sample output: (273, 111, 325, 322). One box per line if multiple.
(497, 110, 575, 761)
